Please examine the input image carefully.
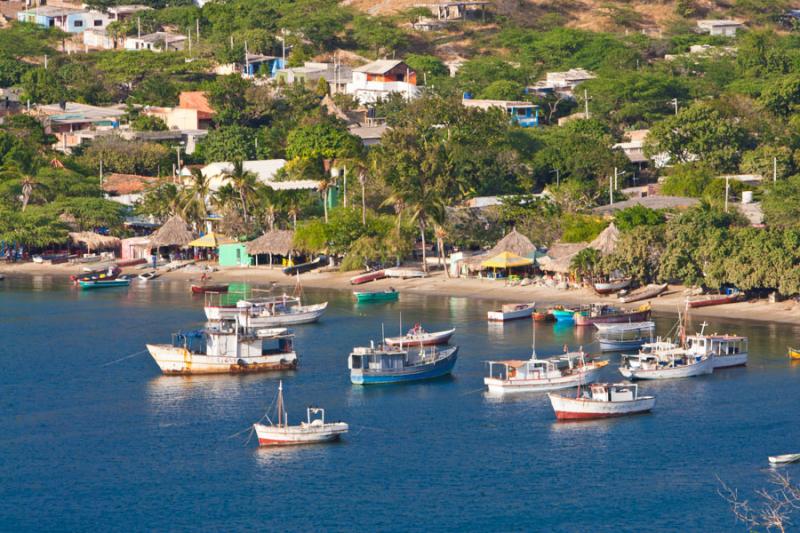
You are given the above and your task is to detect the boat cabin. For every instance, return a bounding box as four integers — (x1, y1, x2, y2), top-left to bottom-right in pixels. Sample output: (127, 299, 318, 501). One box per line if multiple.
(486, 352, 587, 380)
(685, 334, 747, 358)
(586, 383, 639, 402)
(171, 327, 294, 357)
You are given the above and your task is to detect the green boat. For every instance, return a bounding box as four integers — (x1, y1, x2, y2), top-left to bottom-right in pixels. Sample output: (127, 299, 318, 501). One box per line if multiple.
(354, 289, 399, 303)
(78, 277, 131, 290)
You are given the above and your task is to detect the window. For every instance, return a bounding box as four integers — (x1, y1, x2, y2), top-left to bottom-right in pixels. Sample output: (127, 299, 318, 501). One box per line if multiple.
(94, 19, 103, 26)
(74, 20, 83, 27)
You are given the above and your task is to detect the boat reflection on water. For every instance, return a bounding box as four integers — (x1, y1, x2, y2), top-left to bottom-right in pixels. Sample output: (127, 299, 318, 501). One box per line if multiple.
(252, 442, 340, 468)
(552, 322, 575, 338)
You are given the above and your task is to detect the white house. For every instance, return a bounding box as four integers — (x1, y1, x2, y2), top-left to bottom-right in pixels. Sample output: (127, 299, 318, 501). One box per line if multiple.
(83, 28, 117, 50)
(185, 160, 289, 191)
(697, 20, 745, 37)
(345, 60, 419, 104)
(529, 68, 596, 97)
(124, 32, 187, 52)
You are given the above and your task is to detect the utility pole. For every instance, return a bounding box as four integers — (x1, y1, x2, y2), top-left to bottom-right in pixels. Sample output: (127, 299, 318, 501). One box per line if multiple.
(609, 175, 614, 205)
(724, 176, 730, 213)
(670, 98, 678, 115)
(550, 168, 560, 186)
(196, 19, 200, 45)
(137, 17, 141, 39)
(584, 88, 590, 119)
(99, 158, 104, 185)
(343, 166, 347, 208)
(176, 146, 182, 175)
(774, 156, 778, 183)
(244, 40, 249, 76)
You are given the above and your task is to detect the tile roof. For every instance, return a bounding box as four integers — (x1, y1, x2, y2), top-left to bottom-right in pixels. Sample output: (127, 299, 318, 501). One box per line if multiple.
(102, 173, 159, 195)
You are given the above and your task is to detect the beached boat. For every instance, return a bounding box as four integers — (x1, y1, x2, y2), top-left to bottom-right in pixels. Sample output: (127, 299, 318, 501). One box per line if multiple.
(384, 268, 427, 279)
(619, 341, 713, 380)
(70, 265, 121, 284)
(619, 283, 668, 304)
(684, 323, 748, 369)
(547, 383, 655, 420)
(484, 351, 608, 394)
(349, 269, 386, 285)
(551, 308, 578, 323)
(354, 289, 398, 303)
(116, 258, 147, 268)
(146, 326, 297, 375)
(573, 303, 651, 327)
(384, 325, 455, 347)
(487, 302, 536, 322)
(191, 283, 229, 294)
(769, 453, 800, 465)
(348, 343, 458, 384)
(595, 321, 655, 352)
(253, 381, 348, 446)
(138, 271, 158, 282)
(686, 289, 741, 308)
(205, 294, 327, 327)
(282, 256, 327, 276)
(78, 276, 131, 290)
(593, 278, 632, 295)
(789, 348, 800, 360)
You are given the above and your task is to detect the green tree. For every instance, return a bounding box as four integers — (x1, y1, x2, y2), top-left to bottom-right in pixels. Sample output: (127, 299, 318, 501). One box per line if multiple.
(613, 205, 665, 231)
(762, 175, 800, 230)
(197, 125, 257, 162)
(129, 74, 179, 107)
(403, 54, 448, 79)
(740, 145, 794, 180)
(479, 80, 524, 101)
(570, 247, 602, 279)
(20, 67, 68, 104)
(130, 115, 168, 132)
(601, 225, 666, 282)
(208, 75, 251, 126)
(352, 15, 407, 57)
(660, 163, 714, 197)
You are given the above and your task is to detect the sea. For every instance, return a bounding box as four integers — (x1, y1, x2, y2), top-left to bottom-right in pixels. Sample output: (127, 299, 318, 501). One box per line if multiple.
(2, 275, 799, 532)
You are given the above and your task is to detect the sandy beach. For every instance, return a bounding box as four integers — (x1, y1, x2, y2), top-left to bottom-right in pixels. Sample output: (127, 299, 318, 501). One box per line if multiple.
(3, 259, 800, 327)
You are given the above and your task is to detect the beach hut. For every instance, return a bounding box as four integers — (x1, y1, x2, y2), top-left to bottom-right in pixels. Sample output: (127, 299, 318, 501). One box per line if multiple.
(147, 215, 196, 264)
(588, 223, 619, 256)
(487, 229, 536, 257)
(481, 251, 533, 279)
(69, 231, 121, 253)
(245, 230, 295, 267)
(187, 231, 236, 249)
(218, 243, 252, 267)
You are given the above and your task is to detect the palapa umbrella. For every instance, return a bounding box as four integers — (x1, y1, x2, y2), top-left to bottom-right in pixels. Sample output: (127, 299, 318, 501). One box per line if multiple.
(245, 230, 295, 267)
(481, 251, 534, 269)
(188, 232, 236, 248)
(146, 215, 196, 268)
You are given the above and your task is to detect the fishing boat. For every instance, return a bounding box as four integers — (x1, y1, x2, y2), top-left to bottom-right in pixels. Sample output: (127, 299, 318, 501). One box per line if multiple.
(619, 283, 668, 303)
(573, 303, 651, 327)
(619, 341, 713, 380)
(547, 383, 655, 420)
(789, 348, 800, 360)
(384, 268, 427, 279)
(253, 381, 348, 446)
(116, 258, 147, 268)
(684, 323, 748, 369)
(138, 271, 158, 281)
(78, 276, 131, 290)
(551, 307, 578, 323)
(484, 351, 608, 394)
(593, 278, 632, 295)
(191, 283, 229, 294)
(533, 308, 556, 322)
(384, 325, 456, 347)
(487, 302, 536, 322)
(146, 325, 297, 375)
(282, 255, 327, 276)
(769, 453, 800, 465)
(354, 289, 398, 303)
(348, 343, 458, 384)
(70, 265, 121, 284)
(349, 269, 386, 285)
(595, 321, 655, 352)
(686, 289, 741, 308)
(205, 294, 327, 327)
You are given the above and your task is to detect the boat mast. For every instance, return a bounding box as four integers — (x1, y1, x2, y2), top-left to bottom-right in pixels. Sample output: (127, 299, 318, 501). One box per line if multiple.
(277, 380, 284, 428)
(531, 320, 537, 359)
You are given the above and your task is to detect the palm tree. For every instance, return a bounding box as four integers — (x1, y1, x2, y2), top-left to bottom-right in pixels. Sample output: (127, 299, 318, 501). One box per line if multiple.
(0, 165, 40, 211)
(182, 168, 211, 228)
(318, 179, 332, 223)
(383, 184, 446, 273)
(20, 176, 36, 211)
(223, 161, 258, 222)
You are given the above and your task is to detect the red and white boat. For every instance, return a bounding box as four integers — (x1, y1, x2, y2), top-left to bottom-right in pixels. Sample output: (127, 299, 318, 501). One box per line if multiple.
(547, 383, 655, 420)
(191, 283, 229, 294)
(350, 270, 387, 285)
(384, 324, 455, 347)
(253, 381, 349, 446)
(593, 278, 632, 295)
(487, 302, 536, 322)
(686, 289, 741, 308)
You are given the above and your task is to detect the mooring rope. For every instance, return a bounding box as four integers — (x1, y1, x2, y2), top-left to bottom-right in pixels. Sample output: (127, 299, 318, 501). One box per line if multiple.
(101, 349, 148, 367)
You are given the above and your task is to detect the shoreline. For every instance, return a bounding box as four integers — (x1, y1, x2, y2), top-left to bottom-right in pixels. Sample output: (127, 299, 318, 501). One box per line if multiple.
(2, 261, 798, 327)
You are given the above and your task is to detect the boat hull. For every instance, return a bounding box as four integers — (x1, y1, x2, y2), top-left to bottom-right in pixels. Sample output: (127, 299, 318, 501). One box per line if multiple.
(205, 303, 327, 326)
(146, 344, 297, 375)
(550, 309, 576, 323)
(619, 283, 668, 303)
(384, 328, 455, 347)
(593, 279, 631, 295)
(620, 357, 713, 380)
(191, 284, 229, 294)
(712, 352, 748, 369)
(354, 291, 398, 303)
(533, 311, 555, 322)
(547, 393, 655, 420)
(78, 279, 130, 289)
(349, 270, 386, 285)
(350, 348, 458, 385)
(384, 268, 427, 279)
(599, 338, 647, 351)
(574, 309, 651, 327)
(484, 365, 604, 394)
(487, 304, 535, 322)
(686, 294, 740, 308)
(253, 422, 348, 446)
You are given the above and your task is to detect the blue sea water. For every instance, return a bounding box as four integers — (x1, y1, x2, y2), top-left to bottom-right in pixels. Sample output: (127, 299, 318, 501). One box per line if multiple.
(2, 276, 800, 532)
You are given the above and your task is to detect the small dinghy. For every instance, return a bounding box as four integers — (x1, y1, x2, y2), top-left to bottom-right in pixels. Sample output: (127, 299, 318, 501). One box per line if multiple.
(350, 269, 386, 285)
(384, 325, 455, 347)
(769, 453, 800, 465)
(191, 283, 229, 294)
(354, 289, 399, 303)
(487, 302, 536, 322)
(78, 276, 131, 290)
(138, 271, 158, 281)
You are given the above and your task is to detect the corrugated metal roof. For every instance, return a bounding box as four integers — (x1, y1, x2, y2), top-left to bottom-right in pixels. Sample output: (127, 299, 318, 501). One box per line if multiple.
(353, 60, 405, 74)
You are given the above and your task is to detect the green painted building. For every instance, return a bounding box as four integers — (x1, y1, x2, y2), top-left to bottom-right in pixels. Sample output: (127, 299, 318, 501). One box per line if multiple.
(218, 243, 252, 267)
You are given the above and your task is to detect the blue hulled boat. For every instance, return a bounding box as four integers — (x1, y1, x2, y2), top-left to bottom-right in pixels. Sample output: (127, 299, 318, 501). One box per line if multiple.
(348, 343, 458, 385)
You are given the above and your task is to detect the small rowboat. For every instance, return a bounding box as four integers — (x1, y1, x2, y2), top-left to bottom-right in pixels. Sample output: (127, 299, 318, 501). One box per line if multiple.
(686, 289, 741, 308)
(769, 453, 800, 465)
(71, 265, 121, 284)
(593, 278, 632, 295)
(487, 302, 536, 322)
(138, 271, 158, 281)
(551, 308, 577, 322)
(385, 326, 455, 347)
(619, 283, 668, 303)
(548, 383, 655, 420)
(282, 256, 327, 276)
(533, 309, 555, 322)
(384, 268, 427, 279)
(354, 289, 398, 303)
(788, 348, 800, 360)
(573, 303, 651, 327)
(191, 283, 229, 294)
(78, 277, 131, 290)
(350, 269, 386, 285)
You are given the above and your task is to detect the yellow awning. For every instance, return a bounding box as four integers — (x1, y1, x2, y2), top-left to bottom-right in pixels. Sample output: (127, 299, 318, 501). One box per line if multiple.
(481, 251, 534, 269)
(188, 232, 236, 248)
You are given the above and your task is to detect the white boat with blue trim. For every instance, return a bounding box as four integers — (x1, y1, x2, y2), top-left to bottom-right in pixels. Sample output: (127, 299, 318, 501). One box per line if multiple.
(348, 342, 458, 385)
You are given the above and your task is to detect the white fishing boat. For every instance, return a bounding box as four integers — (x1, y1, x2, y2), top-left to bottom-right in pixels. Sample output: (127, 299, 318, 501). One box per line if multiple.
(619, 341, 713, 380)
(384, 324, 455, 347)
(138, 271, 158, 281)
(384, 268, 427, 279)
(769, 453, 800, 465)
(204, 294, 327, 327)
(253, 381, 348, 446)
(484, 351, 608, 394)
(487, 302, 536, 322)
(595, 321, 655, 352)
(684, 322, 748, 369)
(547, 383, 656, 420)
(146, 325, 298, 375)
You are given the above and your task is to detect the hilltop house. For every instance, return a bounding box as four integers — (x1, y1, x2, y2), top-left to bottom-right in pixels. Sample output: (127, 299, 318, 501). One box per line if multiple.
(528, 68, 596, 98)
(102, 173, 159, 206)
(697, 20, 745, 37)
(34, 102, 126, 152)
(124, 32, 187, 52)
(276, 61, 351, 93)
(144, 91, 214, 130)
(83, 28, 118, 50)
(462, 97, 539, 127)
(345, 60, 419, 104)
(107, 5, 150, 21)
(17, 6, 110, 33)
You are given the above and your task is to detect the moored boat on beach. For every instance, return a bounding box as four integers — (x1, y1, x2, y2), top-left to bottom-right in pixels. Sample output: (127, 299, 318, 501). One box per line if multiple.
(619, 283, 668, 303)
(593, 278, 632, 295)
(71, 265, 121, 284)
(282, 256, 327, 276)
(384, 268, 427, 279)
(789, 348, 800, 360)
(686, 289, 741, 308)
(191, 283, 229, 294)
(253, 381, 348, 446)
(78, 276, 131, 290)
(487, 302, 536, 322)
(349, 269, 386, 285)
(547, 383, 655, 420)
(533, 308, 556, 322)
(573, 303, 651, 326)
(551, 307, 577, 322)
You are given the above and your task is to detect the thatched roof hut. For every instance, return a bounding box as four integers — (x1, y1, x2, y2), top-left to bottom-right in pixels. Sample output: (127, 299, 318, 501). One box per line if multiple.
(245, 230, 294, 256)
(588, 223, 619, 256)
(147, 215, 196, 248)
(69, 231, 121, 251)
(537, 243, 589, 273)
(487, 229, 536, 257)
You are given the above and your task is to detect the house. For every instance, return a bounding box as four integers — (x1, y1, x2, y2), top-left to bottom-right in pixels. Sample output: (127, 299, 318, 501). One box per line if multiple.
(345, 60, 419, 104)
(107, 5, 151, 21)
(124, 32, 187, 52)
(83, 28, 118, 50)
(348, 124, 388, 147)
(190, 160, 288, 191)
(34, 102, 126, 152)
(424, 1, 490, 21)
(0, 87, 21, 117)
(592, 195, 700, 215)
(218, 243, 252, 267)
(529, 68, 596, 98)
(102, 173, 159, 206)
(461, 97, 539, 127)
(697, 20, 745, 37)
(613, 129, 649, 165)
(276, 62, 351, 93)
(721, 174, 764, 188)
(17, 6, 109, 33)
(145, 91, 214, 130)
